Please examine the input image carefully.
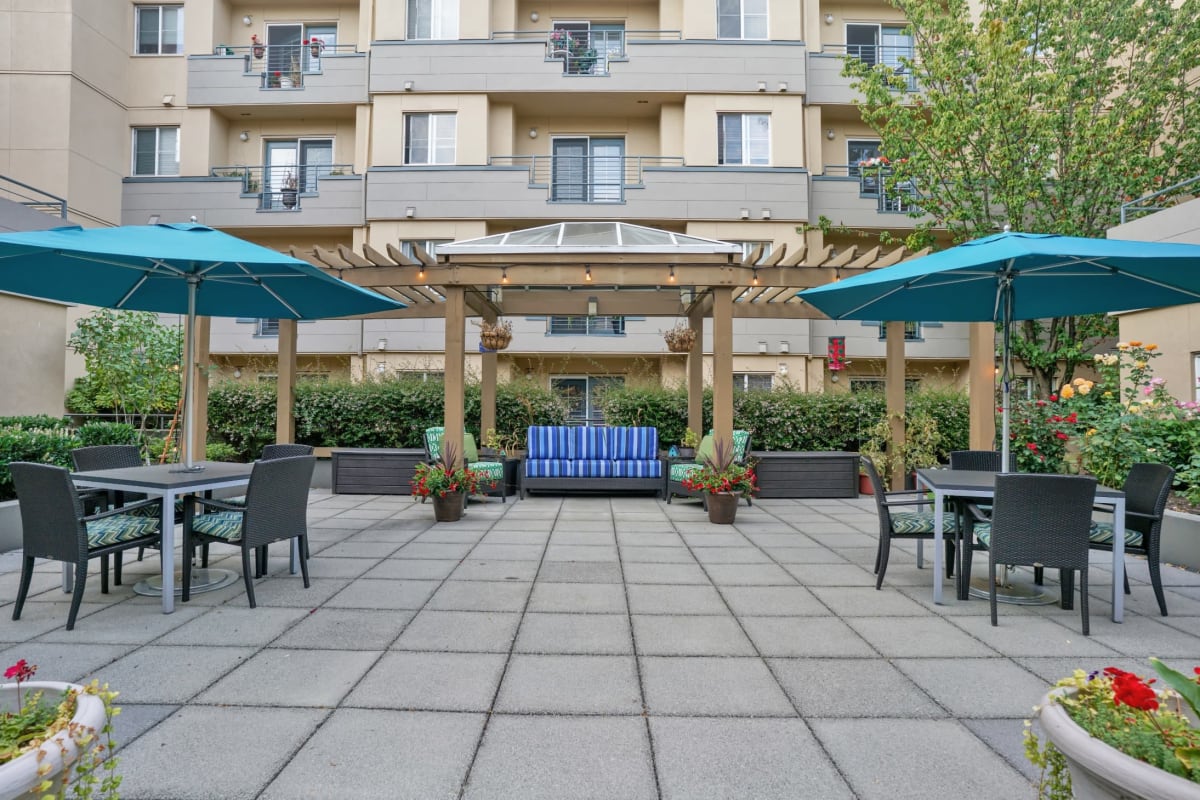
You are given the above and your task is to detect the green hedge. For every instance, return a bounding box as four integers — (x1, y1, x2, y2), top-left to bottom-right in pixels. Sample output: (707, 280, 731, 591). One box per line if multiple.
(0, 427, 82, 501)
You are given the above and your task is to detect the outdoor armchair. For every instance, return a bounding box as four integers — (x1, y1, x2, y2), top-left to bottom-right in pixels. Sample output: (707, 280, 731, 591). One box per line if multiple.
(261, 443, 315, 460)
(947, 449, 1014, 597)
(665, 430, 752, 507)
(965, 473, 1097, 635)
(182, 455, 315, 607)
(9, 461, 163, 631)
(424, 426, 506, 502)
(863, 455, 958, 591)
(1088, 462, 1174, 616)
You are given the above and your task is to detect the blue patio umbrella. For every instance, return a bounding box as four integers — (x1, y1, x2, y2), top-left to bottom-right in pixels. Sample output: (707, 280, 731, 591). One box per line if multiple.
(799, 231, 1200, 469)
(0, 223, 405, 468)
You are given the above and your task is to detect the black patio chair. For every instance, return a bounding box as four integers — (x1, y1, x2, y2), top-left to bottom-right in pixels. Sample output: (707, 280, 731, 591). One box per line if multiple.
(863, 455, 958, 590)
(964, 473, 1097, 635)
(947, 449, 1015, 597)
(1088, 463, 1174, 616)
(182, 455, 315, 607)
(9, 462, 163, 630)
(261, 443, 315, 460)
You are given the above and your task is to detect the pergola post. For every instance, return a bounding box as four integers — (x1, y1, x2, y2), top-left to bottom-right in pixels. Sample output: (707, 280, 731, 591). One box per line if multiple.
(443, 286, 466, 468)
(481, 308, 498, 441)
(686, 305, 704, 439)
(885, 321, 907, 490)
(189, 315, 211, 462)
(712, 287, 734, 453)
(276, 318, 297, 445)
(968, 322, 996, 450)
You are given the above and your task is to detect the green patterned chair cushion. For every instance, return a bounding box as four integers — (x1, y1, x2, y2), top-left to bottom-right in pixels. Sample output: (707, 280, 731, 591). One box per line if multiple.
(425, 426, 446, 460)
(731, 430, 750, 461)
(890, 511, 958, 535)
(670, 462, 702, 482)
(190, 511, 245, 542)
(86, 514, 160, 548)
(469, 461, 504, 482)
(128, 498, 184, 518)
(973, 522, 992, 547)
(1088, 521, 1143, 548)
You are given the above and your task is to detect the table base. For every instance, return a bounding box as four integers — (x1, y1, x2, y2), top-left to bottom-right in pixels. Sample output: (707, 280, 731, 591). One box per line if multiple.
(966, 575, 1058, 606)
(133, 568, 238, 597)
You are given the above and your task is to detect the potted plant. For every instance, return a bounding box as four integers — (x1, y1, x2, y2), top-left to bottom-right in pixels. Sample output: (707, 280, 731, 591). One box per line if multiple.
(251, 34, 265, 59)
(1026, 658, 1200, 799)
(678, 428, 700, 459)
(0, 659, 120, 799)
(663, 323, 696, 353)
(477, 318, 513, 351)
(305, 37, 324, 59)
(681, 439, 757, 524)
(411, 442, 489, 522)
(483, 427, 520, 458)
(280, 172, 298, 209)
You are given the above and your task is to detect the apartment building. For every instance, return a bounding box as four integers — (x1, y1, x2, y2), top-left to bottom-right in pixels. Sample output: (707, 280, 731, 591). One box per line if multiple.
(2, 1, 973, 419)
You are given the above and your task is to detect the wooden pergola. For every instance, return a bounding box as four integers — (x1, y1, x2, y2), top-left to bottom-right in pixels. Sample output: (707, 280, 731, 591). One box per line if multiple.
(191, 223, 996, 489)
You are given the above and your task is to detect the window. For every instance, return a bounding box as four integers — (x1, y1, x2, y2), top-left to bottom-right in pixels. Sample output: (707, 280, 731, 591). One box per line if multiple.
(132, 127, 179, 176)
(850, 377, 921, 393)
(551, 376, 624, 424)
(730, 241, 773, 264)
(256, 318, 280, 337)
(847, 140, 882, 175)
(136, 5, 182, 54)
(401, 240, 452, 261)
(396, 370, 444, 382)
(733, 373, 773, 391)
(407, 0, 458, 40)
(547, 316, 626, 335)
(404, 113, 456, 165)
(551, 137, 625, 203)
(717, 114, 769, 166)
(877, 321, 922, 341)
(717, 0, 767, 39)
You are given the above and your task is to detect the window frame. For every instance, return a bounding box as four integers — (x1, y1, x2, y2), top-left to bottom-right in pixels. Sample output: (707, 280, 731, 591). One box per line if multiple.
(717, 0, 768, 40)
(131, 126, 180, 176)
(403, 113, 457, 166)
(546, 316, 627, 336)
(134, 4, 183, 55)
(717, 113, 770, 166)
(732, 372, 774, 391)
(407, 0, 459, 40)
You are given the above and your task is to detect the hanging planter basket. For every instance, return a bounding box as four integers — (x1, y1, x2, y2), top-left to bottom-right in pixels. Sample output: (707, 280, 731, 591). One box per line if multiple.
(664, 325, 696, 353)
(476, 318, 514, 351)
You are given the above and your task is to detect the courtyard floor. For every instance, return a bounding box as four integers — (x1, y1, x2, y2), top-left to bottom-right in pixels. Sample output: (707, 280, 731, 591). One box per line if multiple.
(2, 492, 1199, 799)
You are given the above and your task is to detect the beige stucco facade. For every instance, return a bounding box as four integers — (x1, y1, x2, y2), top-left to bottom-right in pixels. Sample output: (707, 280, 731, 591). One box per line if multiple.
(0, 295, 69, 417)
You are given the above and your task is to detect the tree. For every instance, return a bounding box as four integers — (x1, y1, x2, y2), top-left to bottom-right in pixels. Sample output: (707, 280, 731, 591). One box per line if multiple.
(844, 0, 1200, 396)
(67, 310, 183, 435)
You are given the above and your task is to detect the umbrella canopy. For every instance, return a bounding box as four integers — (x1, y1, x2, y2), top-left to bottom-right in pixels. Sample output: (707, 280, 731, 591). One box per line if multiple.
(799, 231, 1200, 470)
(0, 223, 405, 469)
(0, 223, 402, 319)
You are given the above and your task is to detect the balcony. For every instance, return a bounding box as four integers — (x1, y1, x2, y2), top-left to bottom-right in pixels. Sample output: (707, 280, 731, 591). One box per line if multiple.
(187, 45, 367, 107)
(371, 35, 804, 95)
(809, 166, 925, 228)
(806, 45, 917, 105)
(366, 159, 808, 222)
(120, 169, 364, 228)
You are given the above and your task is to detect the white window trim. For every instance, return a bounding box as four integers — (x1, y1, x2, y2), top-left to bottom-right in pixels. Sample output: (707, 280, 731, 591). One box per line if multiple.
(717, 0, 768, 40)
(717, 113, 771, 166)
(134, 4, 184, 56)
(407, 0, 459, 40)
(131, 127, 180, 176)
(403, 113, 457, 166)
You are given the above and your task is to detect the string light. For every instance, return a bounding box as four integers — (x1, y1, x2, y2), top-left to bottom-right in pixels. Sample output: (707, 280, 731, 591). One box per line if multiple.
(418, 266, 426, 280)
(501, 267, 509, 284)
(668, 265, 676, 283)
(585, 265, 592, 282)
(752, 268, 759, 285)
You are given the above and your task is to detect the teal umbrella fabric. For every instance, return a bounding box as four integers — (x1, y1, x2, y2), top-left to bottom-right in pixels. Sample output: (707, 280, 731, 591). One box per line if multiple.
(799, 231, 1200, 470)
(0, 223, 405, 469)
(0, 223, 403, 319)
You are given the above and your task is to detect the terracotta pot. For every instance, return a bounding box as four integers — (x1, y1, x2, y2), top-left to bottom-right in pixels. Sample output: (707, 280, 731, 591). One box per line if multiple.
(707, 492, 739, 524)
(859, 473, 874, 495)
(0, 682, 108, 799)
(1036, 687, 1200, 800)
(432, 491, 464, 522)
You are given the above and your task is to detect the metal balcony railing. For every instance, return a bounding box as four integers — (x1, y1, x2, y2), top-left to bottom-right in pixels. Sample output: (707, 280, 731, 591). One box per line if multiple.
(0, 174, 67, 219)
(822, 44, 919, 91)
(209, 163, 353, 211)
(1120, 174, 1200, 223)
(823, 164, 921, 213)
(207, 43, 356, 89)
(491, 29, 683, 75)
(489, 155, 684, 202)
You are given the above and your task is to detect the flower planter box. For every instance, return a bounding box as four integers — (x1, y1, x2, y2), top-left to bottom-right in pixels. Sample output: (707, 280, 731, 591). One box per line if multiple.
(331, 448, 425, 494)
(750, 451, 860, 498)
(1161, 510, 1200, 573)
(0, 681, 108, 799)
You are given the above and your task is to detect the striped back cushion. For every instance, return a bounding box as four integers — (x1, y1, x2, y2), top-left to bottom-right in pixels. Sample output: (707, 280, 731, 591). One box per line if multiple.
(527, 426, 575, 459)
(425, 427, 445, 460)
(611, 427, 658, 459)
(572, 426, 611, 459)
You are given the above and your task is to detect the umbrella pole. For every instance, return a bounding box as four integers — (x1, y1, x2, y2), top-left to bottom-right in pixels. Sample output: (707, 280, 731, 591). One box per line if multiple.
(999, 277, 1013, 473)
(177, 276, 202, 472)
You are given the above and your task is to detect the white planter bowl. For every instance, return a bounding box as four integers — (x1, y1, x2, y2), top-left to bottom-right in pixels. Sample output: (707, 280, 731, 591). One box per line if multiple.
(0, 682, 108, 800)
(1036, 688, 1200, 800)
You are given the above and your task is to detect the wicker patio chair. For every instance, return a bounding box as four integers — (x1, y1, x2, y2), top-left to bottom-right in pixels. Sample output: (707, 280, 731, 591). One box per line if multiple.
(182, 455, 315, 607)
(965, 473, 1097, 635)
(665, 430, 753, 506)
(947, 449, 1015, 597)
(1088, 463, 1174, 616)
(9, 461, 162, 630)
(261, 443, 315, 460)
(863, 455, 958, 591)
(423, 427, 506, 503)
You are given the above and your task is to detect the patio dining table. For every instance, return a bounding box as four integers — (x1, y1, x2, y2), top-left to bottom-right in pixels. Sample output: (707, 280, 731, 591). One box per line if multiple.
(71, 461, 254, 614)
(915, 468, 1128, 622)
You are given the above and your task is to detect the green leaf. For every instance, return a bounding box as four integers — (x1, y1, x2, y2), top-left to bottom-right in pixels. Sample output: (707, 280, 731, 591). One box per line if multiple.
(1149, 657, 1200, 719)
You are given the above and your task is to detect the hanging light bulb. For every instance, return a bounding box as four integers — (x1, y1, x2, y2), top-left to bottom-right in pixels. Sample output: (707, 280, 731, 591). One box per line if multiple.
(585, 265, 592, 282)
(418, 266, 426, 280)
(501, 267, 509, 284)
(668, 265, 676, 283)
(752, 268, 759, 285)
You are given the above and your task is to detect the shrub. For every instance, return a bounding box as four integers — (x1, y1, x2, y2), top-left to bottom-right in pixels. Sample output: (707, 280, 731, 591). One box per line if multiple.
(205, 442, 241, 462)
(0, 427, 82, 501)
(76, 422, 139, 448)
(0, 415, 70, 430)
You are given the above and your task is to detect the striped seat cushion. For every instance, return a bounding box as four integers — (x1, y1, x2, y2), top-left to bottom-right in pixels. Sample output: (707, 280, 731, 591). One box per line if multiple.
(86, 514, 160, 548)
(612, 459, 662, 478)
(128, 498, 185, 518)
(1088, 521, 1143, 548)
(468, 461, 505, 481)
(669, 462, 701, 482)
(525, 459, 577, 478)
(190, 511, 245, 541)
(973, 522, 992, 547)
(890, 511, 958, 535)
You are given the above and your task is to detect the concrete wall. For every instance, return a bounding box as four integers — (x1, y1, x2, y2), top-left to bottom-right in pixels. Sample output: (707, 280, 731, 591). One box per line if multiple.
(0, 295, 68, 417)
(121, 175, 365, 228)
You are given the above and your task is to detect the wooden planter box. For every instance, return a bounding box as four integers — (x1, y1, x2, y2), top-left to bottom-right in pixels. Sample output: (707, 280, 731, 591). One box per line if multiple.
(750, 451, 861, 498)
(331, 448, 426, 494)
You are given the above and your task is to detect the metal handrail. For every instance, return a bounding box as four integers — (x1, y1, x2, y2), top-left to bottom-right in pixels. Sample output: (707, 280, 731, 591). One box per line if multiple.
(0, 174, 67, 218)
(491, 29, 681, 41)
(489, 155, 684, 201)
(1120, 174, 1200, 223)
(209, 164, 353, 210)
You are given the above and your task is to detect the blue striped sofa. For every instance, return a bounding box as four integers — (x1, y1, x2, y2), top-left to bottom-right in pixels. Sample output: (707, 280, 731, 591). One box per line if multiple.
(522, 426, 663, 498)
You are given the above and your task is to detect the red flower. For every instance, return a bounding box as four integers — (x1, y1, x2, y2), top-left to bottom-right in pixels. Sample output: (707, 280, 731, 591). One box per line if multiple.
(4, 659, 35, 681)
(1055, 431, 1069, 440)
(1049, 394, 1058, 402)
(1026, 442, 1039, 451)
(1110, 671, 1159, 711)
